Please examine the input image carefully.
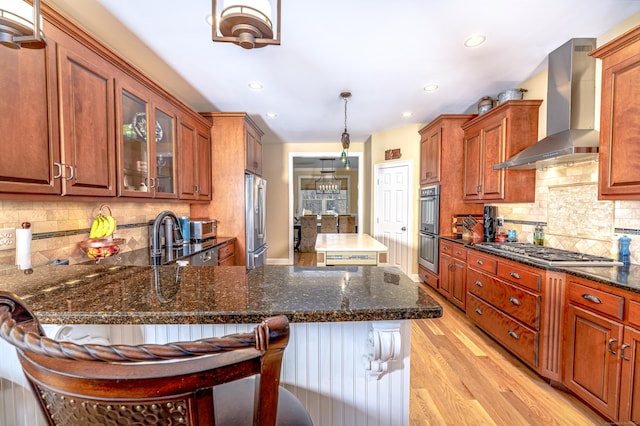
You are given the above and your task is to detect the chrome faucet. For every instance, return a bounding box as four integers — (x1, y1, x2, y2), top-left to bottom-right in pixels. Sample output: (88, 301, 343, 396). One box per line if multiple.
(151, 211, 183, 262)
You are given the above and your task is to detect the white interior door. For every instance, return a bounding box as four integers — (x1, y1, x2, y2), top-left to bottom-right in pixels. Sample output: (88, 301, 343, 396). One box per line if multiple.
(374, 161, 412, 274)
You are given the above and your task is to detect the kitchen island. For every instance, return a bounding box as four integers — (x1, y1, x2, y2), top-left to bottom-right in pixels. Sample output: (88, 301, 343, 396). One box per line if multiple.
(0, 264, 441, 426)
(315, 233, 389, 266)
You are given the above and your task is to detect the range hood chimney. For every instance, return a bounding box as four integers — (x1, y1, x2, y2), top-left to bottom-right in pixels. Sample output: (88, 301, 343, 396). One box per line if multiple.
(493, 38, 599, 170)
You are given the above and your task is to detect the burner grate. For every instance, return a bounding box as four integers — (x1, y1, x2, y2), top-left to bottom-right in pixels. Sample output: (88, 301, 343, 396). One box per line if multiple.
(476, 242, 621, 266)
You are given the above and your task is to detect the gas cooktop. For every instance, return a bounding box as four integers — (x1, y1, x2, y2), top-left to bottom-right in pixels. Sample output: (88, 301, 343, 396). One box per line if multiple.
(475, 242, 623, 267)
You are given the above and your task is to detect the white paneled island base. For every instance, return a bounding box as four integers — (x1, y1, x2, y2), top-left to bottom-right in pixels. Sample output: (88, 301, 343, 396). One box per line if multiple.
(316, 233, 389, 266)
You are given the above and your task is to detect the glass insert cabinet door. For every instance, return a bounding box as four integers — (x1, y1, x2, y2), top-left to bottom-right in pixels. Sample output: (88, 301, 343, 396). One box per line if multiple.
(120, 88, 177, 198)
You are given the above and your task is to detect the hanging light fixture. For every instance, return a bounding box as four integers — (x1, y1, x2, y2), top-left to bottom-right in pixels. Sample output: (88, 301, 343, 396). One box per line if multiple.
(315, 158, 341, 195)
(0, 0, 46, 49)
(211, 0, 280, 49)
(339, 91, 352, 169)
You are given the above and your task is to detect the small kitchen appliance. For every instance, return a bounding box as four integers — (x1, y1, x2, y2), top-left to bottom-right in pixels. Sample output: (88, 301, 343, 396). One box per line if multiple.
(190, 219, 217, 242)
(483, 206, 498, 242)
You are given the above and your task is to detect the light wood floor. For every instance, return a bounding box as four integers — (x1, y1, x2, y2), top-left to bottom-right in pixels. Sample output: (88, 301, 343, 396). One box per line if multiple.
(293, 251, 606, 425)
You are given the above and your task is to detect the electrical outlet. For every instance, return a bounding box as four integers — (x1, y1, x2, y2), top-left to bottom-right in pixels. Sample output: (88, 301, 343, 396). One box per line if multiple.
(496, 216, 504, 227)
(0, 228, 16, 251)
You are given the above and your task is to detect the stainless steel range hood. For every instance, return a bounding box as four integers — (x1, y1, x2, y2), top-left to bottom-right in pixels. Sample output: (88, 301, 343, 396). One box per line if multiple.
(493, 38, 599, 170)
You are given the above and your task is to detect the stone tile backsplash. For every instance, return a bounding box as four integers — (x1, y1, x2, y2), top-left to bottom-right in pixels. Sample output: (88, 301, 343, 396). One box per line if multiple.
(494, 161, 640, 264)
(0, 201, 190, 267)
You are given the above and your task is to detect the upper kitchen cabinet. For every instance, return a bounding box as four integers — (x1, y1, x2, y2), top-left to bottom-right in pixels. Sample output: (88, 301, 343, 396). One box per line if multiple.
(0, 32, 60, 195)
(462, 100, 541, 203)
(245, 120, 264, 176)
(116, 76, 178, 199)
(178, 114, 212, 201)
(591, 26, 640, 200)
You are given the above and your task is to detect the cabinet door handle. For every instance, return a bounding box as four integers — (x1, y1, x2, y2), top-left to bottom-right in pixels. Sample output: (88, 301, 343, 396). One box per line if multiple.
(195, 185, 200, 193)
(476, 259, 484, 265)
(509, 297, 521, 306)
(53, 162, 63, 179)
(65, 164, 75, 181)
(509, 272, 521, 279)
(474, 308, 483, 315)
(455, 250, 462, 255)
(621, 343, 631, 361)
(508, 330, 520, 340)
(608, 338, 617, 355)
(474, 281, 483, 287)
(582, 294, 602, 304)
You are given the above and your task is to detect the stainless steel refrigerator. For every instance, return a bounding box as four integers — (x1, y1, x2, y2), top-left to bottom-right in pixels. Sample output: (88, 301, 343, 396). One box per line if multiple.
(245, 174, 267, 269)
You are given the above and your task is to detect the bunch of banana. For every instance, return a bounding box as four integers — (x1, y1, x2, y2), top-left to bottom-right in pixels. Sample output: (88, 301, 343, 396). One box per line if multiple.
(89, 213, 116, 239)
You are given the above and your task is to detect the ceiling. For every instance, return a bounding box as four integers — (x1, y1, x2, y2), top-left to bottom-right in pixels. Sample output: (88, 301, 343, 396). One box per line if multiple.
(47, 0, 640, 145)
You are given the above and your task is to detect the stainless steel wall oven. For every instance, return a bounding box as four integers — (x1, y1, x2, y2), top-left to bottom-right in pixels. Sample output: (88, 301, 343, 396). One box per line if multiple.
(419, 185, 440, 274)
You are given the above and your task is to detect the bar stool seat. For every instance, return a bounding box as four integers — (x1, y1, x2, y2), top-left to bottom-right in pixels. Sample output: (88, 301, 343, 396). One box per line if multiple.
(0, 291, 313, 426)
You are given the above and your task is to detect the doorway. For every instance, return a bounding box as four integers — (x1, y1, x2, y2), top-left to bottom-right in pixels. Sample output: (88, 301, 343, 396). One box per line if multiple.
(373, 161, 413, 275)
(288, 152, 364, 264)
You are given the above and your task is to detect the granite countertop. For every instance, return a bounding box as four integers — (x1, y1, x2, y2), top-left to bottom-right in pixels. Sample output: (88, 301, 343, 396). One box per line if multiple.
(0, 265, 442, 325)
(86, 237, 236, 266)
(440, 235, 640, 294)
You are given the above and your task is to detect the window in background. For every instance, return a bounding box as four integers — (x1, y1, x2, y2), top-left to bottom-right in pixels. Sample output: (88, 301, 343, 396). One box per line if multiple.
(298, 176, 349, 215)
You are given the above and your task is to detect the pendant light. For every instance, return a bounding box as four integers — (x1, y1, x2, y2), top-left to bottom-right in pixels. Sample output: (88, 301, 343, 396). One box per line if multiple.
(211, 0, 281, 49)
(315, 158, 340, 194)
(340, 91, 351, 169)
(0, 0, 46, 49)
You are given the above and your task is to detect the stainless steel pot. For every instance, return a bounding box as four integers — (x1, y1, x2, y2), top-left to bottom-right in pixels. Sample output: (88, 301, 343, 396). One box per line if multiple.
(497, 88, 527, 104)
(477, 96, 494, 115)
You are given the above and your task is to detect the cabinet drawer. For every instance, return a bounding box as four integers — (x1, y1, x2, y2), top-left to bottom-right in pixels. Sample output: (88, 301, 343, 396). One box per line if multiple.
(467, 251, 497, 274)
(467, 268, 540, 329)
(567, 281, 624, 320)
(418, 266, 438, 290)
(467, 294, 538, 368)
(628, 299, 640, 329)
(497, 262, 542, 292)
(218, 241, 235, 261)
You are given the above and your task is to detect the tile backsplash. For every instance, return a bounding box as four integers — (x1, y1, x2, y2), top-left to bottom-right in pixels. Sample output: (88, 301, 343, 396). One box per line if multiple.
(0, 201, 190, 267)
(494, 161, 640, 264)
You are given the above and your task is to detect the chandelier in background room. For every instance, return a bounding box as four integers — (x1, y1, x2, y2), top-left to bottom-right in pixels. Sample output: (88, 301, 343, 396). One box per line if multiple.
(315, 158, 341, 195)
(0, 0, 46, 49)
(339, 91, 352, 170)
(211, 0, 281, 49)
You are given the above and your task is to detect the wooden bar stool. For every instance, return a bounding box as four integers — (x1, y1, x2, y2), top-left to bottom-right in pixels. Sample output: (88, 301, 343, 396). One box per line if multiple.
(0, 291, 312, 426)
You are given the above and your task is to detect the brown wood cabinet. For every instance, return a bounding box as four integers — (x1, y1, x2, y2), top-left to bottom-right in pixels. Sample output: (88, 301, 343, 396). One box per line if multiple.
(0, 4, 211, 202)
(191, 113, 264, 266)
(439, 241, 467, 311)
(590, 25, 640, 199)
(563, 275, 640, 422)
(0, 33, 60, 195)
(178, 115, 211, 200)
(462, 100, 541, 203)
(466, 249, 547, 372)
(245, 124, 263, 176)
(218, 240, 236, 266)
(418, 115, 482, 235)
(418, 265, 438, 291)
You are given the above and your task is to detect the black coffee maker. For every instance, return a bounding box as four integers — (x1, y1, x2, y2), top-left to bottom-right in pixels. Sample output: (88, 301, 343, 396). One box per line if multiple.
(483, 206, 498, 242)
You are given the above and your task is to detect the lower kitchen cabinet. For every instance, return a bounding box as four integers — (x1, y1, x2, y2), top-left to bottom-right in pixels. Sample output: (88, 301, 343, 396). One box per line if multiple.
(439, 241, 467, 311)
(218, 240, 236, 266)
(418, 265, 438, 291)
(563, 276, 640, 422)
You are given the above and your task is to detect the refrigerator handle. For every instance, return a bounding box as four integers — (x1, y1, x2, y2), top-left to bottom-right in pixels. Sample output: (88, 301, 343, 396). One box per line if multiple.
(257, 182, 265, 239)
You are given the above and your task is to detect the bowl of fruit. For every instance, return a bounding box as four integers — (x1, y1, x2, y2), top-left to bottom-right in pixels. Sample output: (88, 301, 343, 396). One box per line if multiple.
(80, 237, 126, 261)
(80, 205, 125, 262)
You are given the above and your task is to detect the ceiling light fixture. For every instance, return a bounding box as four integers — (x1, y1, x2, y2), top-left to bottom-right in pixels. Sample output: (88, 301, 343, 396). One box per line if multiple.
(211, 0, 281, 49)
(266, 112, 277, 118)
(248, 81, 263, 90)
(423, 84, 439, 92)
(339, 91, 352, 170)
(315, 158, 341, 194)
(464, 34, 486, 48)
(0, 0, 45, 49)
(402, 111, 413, 118)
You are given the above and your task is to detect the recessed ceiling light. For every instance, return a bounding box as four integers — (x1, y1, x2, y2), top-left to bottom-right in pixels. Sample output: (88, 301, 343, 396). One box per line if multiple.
(205, 14, 214, 26)
(423, 84, 438, 92)
(266, 112, 277, 119)
(402, 112, 413, 118)
(248, 81, 263, 90)
(464, 34, 486, 48)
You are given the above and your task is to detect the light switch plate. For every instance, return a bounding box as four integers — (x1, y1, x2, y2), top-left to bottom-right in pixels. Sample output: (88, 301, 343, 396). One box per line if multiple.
(0, 228, 16, 251)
